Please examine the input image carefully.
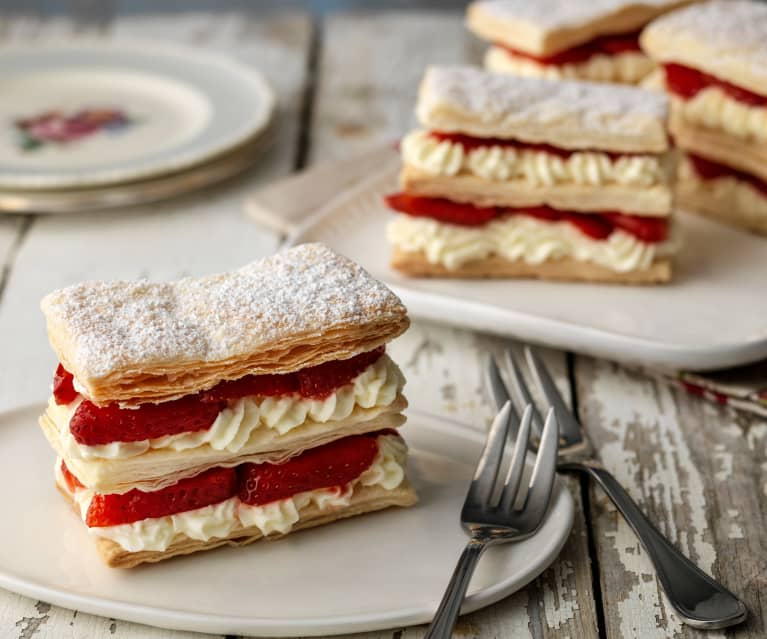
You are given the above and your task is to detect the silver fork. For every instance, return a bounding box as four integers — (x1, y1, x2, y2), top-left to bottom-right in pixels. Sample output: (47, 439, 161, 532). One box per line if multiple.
(487, 345, 748, 630)
(425, 401, 559, 639)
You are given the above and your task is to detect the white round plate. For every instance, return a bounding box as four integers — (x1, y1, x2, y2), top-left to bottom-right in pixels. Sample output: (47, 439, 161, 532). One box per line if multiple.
(289, 168, 767, 371)
(0, 41, 275, 189)
(0, 405, 573, 636)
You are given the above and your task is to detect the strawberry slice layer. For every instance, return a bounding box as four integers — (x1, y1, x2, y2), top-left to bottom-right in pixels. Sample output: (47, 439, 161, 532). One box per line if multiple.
(498, 30, 641, 66)
(53, 364, 78, 405)
(57, 347, 387, 447)
(85, 467, 237, 527)
(664, 63, 767, 107)
(238, 432, 382, 506)
(385, 193, 668, 242)
(688, 153, 767, 199)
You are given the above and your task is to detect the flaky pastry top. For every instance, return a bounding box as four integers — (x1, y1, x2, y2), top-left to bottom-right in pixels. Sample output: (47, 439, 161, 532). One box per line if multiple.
(641, 0, 767, 97)
(41, 243, 409, 405)
(467, 0, 697, 56)
(416, 66, 669, 153)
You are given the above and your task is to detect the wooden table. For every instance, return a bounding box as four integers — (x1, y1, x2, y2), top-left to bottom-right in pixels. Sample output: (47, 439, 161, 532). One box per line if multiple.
(0, 8, 764, 639)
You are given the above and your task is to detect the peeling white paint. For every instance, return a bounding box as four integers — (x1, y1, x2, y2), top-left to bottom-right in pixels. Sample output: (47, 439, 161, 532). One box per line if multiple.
(542, 558, 579, 630)
(727, 523, 745, 539)
(713, 443, 734, 482)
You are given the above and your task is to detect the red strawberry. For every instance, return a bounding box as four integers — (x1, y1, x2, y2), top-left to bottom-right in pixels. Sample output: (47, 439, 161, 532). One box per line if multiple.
(53, 364, 78, 405)
(69, 395, 226, 446)
(202, 373, 299, 403)
(85, 467, 237, 527)
(563, 212, 614, 240)
(238, 433, 381, 506)
(384, 193, 499, 226)
(297, 347, 385, 399)
(60, 460, 84, 492)
(604, 212, 668, 243)
(517, 206, 562, 222)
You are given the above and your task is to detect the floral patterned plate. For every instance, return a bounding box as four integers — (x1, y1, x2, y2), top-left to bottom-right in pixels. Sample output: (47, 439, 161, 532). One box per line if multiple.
(0, 41, 275, 189)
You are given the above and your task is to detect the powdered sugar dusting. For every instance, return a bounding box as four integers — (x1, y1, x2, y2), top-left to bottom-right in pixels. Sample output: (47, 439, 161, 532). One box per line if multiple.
(642, 0, 767, 82)
(418, 66, 668, 149)
(476, 0, 681, 31)
(41, 243, 407, 379)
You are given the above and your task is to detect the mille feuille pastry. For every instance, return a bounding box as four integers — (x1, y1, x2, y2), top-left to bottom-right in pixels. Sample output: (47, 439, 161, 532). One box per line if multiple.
(641, 0, 767, 235)
(386, 66, 676, 283)
(466, 0, 698, 85)
(40, 243, 417, 567)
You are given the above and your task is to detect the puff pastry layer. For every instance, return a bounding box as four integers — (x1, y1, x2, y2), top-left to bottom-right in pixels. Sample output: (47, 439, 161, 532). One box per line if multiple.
(467, 0, 697, 57)
(42, 396, 407, 494)
(669, 114, 767, 183)
(391, 249, 672, 283)
(416, 66, 669, 153)
(640, 0, 767, 97)
(677, 156, 767, 235)
(401, 165, 673, 215)
(60, 481, 418, 568)
(41, 243, 409, 406)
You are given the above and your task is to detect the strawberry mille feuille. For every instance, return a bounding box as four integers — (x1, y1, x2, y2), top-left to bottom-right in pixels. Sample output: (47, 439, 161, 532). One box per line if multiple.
(40, 243, 416, 568)
(386, 66, 677, 283)
(641, 0, 767, 235)
(466, 0, 698, 85)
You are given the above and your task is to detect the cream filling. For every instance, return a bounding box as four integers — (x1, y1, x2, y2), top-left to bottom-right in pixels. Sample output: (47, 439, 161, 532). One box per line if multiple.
(58, 435, 407, 552)
(49, 355, 404, 460)
(485, 45, 655, 84)
(680, 158, 767, 216)
(387, 214, 677, 272)
(401, 129, 668, 187)
(675, 86, 767, 142)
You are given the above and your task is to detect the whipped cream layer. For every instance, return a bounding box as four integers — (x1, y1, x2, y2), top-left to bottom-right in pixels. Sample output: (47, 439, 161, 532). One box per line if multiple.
(387, 214, 677, 272)
(674, 86, 767, 142)
(485, 46, 654, 85)
(58, 435, 407, 552)
(50, 354, 404, 460)
(680, 158, 767, 215)
(402, 129, 668, 187)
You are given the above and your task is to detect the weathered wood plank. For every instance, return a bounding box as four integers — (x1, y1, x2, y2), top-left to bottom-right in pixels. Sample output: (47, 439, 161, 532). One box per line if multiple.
(575, 356, 766, 639)
(0, 10, 312, 639)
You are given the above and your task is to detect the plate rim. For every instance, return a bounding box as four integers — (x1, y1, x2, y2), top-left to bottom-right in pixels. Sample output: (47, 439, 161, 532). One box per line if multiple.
(0, 38, 276, 190)
(0, 403, 574, 636)
(286, 166, 767, 371)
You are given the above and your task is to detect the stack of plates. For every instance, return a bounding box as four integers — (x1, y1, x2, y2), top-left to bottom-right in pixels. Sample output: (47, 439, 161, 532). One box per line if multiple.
(0, 41, 276, 213)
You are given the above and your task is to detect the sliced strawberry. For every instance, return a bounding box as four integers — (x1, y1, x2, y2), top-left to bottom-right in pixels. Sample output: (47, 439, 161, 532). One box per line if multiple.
(85, 467, 237, 527)
(604, 212, 668, 243)
(53, 364, 78, 405)
(563, 212, 613, 240)
(69, 395, 226, 446)
(60, 460, 84, 492)
(202, 347, 385, 403)
(385, 193, 499, 226)
(518, 206, 561, 222)
(297, 347, 385, 399)
(238, 433, 382, 506)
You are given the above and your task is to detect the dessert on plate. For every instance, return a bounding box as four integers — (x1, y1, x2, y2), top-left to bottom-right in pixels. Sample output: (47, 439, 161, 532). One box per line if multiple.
(641, 0, 767, 235)
(466, 0, 698, 85)
(385, 65, 677, 283)
(40, 243, 417, 567)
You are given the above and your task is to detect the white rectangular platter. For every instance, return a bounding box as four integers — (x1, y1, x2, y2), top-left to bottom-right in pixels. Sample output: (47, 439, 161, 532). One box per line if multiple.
(290, 168, 767, 371)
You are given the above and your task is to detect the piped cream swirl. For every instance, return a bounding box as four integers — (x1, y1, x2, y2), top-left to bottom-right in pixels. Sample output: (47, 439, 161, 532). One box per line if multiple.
(402, 129, 667, 187)
(674, 86, 767, 142)
(387, 214, 677, 273)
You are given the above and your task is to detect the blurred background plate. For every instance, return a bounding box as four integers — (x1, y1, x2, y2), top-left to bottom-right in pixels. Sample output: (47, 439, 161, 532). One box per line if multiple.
(0, 40, 275, 190)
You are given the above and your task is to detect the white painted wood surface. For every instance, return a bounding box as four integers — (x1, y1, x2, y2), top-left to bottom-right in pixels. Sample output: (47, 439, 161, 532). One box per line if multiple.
(0, 7, 763, 639)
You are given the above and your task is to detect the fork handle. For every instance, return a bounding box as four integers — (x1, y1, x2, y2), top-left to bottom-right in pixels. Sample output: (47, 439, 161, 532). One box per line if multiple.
(424, 540, 486, 639)
(564, 462, 747, 629)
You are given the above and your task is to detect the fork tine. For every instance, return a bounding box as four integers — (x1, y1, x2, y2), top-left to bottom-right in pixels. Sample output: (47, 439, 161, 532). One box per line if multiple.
(503, 348, 545, 436)
(484, 355, 519, 423)
(465, 401, 514, 508)
(524, 346, 583, 444)
(522, 407, 559, 526)
(499, 404, 533, 512)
